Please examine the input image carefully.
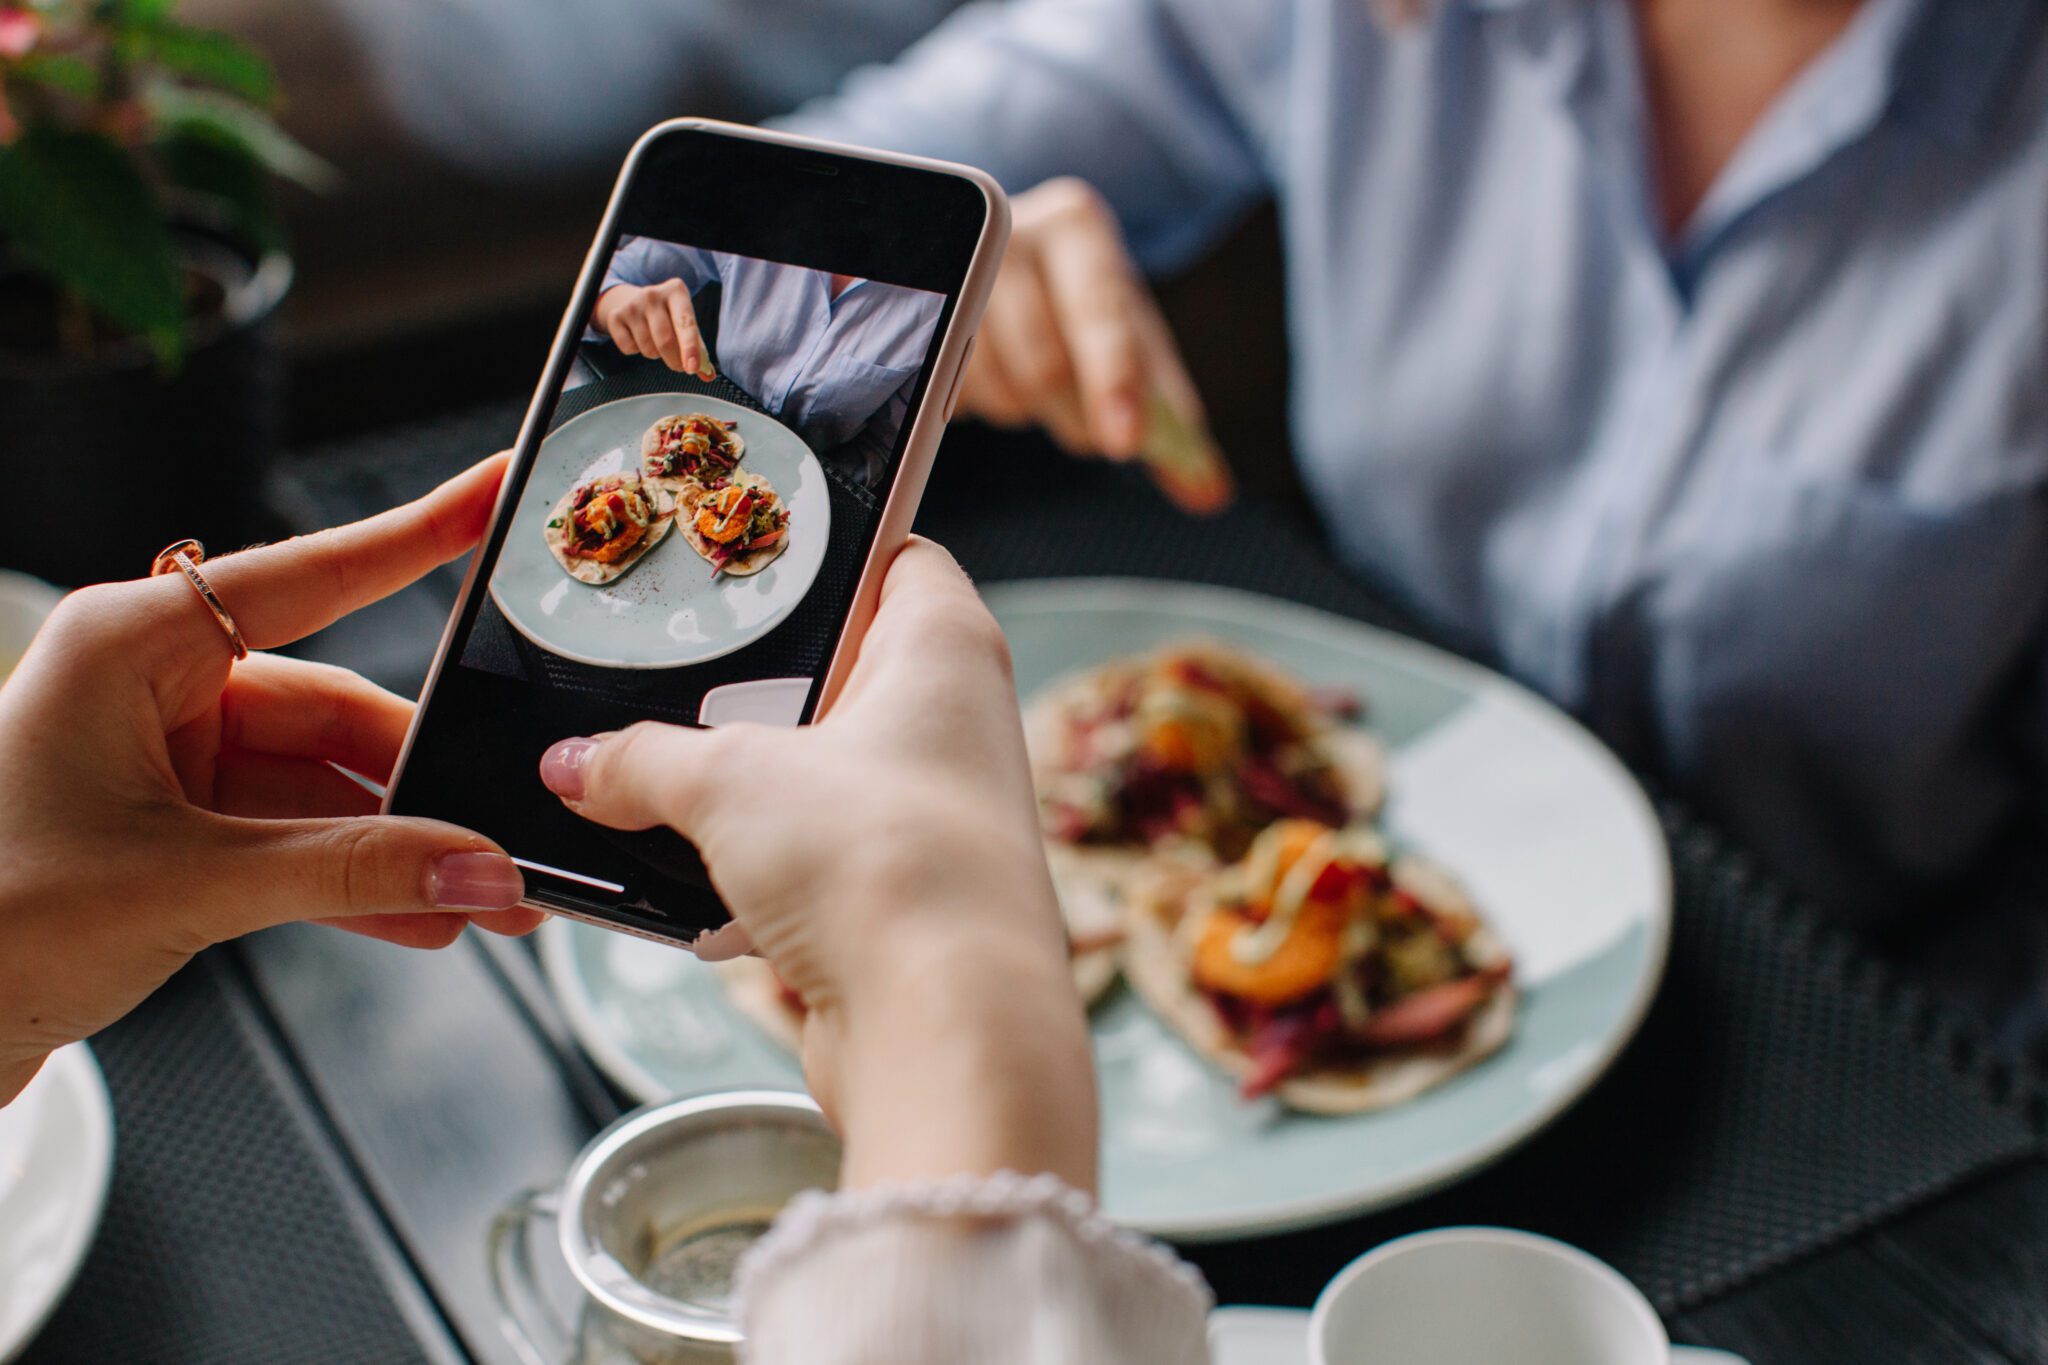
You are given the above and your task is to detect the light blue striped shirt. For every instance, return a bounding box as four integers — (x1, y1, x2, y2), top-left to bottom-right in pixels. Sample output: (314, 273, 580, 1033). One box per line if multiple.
(789, 0, 2048, 941)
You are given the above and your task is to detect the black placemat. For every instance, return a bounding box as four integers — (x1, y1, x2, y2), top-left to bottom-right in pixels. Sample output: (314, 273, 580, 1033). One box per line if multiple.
(272, 404, 2048, 1318)
(20, 955, 450, 1365)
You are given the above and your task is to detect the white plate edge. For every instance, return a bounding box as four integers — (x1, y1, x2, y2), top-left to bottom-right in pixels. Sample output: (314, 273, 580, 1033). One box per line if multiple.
(0, 1042, 115, 1364)
(0, 570, 66, 617)
(539, 918, 684, 1108)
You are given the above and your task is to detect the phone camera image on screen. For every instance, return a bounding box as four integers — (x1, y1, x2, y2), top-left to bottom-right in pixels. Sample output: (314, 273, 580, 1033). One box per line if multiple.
(467, 240, 944, 707)
(386, 124, 996, 942)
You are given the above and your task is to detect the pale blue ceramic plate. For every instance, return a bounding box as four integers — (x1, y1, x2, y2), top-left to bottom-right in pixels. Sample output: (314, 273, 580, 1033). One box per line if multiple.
(488, 393, 831, 668)
(540, 580, 1671, 1239)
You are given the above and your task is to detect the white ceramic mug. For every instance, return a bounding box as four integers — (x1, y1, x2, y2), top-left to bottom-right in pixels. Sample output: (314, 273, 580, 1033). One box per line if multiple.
(1310, 1228, 1744, 1365)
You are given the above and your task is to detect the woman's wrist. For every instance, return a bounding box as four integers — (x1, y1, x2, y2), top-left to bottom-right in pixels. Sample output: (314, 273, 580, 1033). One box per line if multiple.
(823, 919, 1098, 1195)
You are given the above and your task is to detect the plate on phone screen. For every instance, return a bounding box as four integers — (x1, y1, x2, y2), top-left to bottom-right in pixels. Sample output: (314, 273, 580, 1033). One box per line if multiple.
(489, 393, 832, 668)
(539, 579, 1671, 1239)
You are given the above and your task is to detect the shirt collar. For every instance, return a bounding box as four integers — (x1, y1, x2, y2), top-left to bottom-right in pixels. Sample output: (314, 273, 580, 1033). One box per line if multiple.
(1669, 0, 1932, 261)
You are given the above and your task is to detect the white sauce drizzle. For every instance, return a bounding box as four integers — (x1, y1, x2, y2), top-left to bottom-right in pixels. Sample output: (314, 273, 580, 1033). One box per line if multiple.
(1229, 829, 1337, 965)
(1226, 826, 1391, 971)
(1140, 689, 1230, 724)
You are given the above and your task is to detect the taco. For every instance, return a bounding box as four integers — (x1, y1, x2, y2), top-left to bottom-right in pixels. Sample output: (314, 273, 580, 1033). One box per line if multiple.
(1048, 845, 1137, 1005)
(1124, 818, 1515, 1113)
(1025, 640, 1386, 946)
(679, 470, 790, 577)
(641, 412, 744, 487)
(543, 474, 672, 585)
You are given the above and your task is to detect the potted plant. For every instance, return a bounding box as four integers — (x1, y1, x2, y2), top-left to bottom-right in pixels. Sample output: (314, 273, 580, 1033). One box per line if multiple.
(0, 0, 327, 585)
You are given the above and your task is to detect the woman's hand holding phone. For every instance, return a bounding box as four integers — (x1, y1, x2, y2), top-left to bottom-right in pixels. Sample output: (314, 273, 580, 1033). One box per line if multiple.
(538, 538, 1099, 1195)
(0, 456, 542, 1106)
(592, 279, 719, 381)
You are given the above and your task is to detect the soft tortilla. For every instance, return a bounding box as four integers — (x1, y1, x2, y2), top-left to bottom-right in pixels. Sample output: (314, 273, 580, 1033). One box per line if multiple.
(1122, 889, 1516, 1115)
(1043, 842, 1171, 1006)
(640, 413, 745, 491)
(1044, 839, 1206, 1006)
(543, 477, 673, 585)
(680, 470, 789, 578)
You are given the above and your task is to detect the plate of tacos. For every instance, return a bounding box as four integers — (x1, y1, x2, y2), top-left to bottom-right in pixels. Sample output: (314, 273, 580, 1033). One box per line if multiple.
(537, 579, 1670, 1238)
(488, 393, 830, 668)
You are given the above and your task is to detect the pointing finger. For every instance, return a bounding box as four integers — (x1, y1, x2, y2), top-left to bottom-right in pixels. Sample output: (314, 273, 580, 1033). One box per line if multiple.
(193, 453, 508, 653)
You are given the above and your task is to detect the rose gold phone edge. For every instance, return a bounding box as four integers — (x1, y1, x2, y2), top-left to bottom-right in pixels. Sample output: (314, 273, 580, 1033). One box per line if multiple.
(381, 118, 1012, 943)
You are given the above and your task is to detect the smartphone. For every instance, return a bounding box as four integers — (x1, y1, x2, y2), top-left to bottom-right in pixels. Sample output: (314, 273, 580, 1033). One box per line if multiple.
(385, 119, 1009, 947)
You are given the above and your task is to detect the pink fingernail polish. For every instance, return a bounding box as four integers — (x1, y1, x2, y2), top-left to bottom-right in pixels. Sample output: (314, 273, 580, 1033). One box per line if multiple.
(426, 852, 525, 909)
(540, 737, 598, 800)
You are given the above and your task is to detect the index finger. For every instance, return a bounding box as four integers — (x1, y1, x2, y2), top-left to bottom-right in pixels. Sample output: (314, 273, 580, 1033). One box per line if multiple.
(199, 453, 508, 651)
(1036, 211, 1149, 460)
(664, 291, 715, 382)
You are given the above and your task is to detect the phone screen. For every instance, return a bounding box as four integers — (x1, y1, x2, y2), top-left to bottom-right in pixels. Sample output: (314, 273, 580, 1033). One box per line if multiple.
(388, 125, 993, 940)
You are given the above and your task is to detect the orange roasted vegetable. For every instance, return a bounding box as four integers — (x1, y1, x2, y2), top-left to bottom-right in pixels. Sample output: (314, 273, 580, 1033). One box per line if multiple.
(569, 486, 653, 563)
(694, 486, 754, 544)
(1191, 820, 1371, 1006)
(1193, 897, 1348, 1006)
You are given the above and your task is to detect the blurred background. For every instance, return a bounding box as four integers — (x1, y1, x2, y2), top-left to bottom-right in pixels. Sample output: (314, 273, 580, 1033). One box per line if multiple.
(187, 0, 1292, 476)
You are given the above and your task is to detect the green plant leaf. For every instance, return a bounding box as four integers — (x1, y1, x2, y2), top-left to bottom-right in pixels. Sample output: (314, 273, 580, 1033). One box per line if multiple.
(157, 125, 280, 252)
(0, 126, 184, 363)
(10, 53, 100, 98)
(146, 84, 335, 193)
(124, 21, 277, 104)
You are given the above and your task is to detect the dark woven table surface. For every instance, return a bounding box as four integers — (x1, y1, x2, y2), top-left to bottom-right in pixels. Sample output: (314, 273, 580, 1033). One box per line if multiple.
(24, 402, 2048, 1365)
